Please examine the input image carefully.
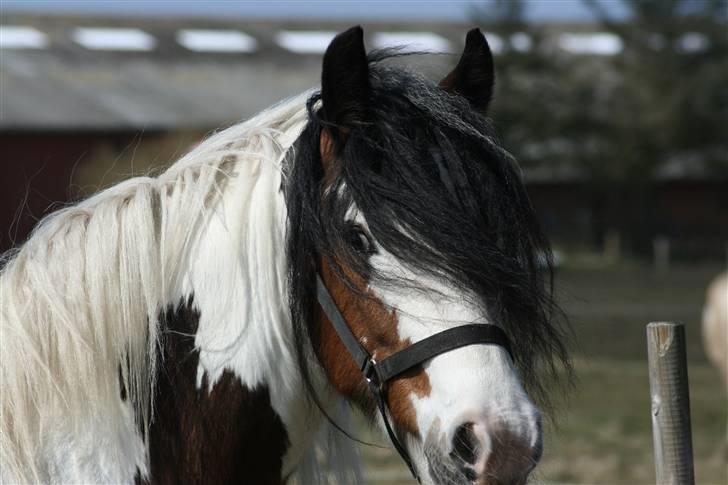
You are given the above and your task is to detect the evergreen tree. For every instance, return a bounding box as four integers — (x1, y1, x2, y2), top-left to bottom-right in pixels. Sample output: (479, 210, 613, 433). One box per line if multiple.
(474, 0, 728, 255)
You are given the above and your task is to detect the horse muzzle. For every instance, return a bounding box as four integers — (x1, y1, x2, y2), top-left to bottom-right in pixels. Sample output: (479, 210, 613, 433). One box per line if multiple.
(423, 414, 543, 485)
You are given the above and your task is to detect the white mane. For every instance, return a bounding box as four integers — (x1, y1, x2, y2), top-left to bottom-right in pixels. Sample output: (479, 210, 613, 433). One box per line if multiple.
(0, 91, 358, 484)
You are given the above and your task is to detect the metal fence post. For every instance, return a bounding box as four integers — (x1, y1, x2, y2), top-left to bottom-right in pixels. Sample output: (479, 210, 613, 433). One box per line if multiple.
(646, 321, 695, 485)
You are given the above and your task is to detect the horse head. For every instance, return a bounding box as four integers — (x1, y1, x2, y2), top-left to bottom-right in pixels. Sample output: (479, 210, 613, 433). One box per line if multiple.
(286, 26, 570, 485)
(0, 25, 570, 485)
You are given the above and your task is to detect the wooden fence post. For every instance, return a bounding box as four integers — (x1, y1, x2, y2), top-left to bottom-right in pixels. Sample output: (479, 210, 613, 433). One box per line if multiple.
(646, 322, 695, 485)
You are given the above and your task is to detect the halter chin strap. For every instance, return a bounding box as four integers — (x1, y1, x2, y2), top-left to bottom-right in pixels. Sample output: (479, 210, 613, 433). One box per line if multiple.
(315, 275, 514, 482)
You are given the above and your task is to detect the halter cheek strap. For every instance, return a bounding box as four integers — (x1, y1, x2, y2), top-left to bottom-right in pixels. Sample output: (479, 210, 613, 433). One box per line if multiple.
(315, 275, 514, 482)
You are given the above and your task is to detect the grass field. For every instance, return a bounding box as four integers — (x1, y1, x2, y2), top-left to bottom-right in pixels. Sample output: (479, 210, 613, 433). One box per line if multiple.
(357, 263, 727, 484)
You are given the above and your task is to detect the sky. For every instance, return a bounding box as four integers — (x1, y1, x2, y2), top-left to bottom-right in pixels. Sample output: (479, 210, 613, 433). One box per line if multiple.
(1, 0, 632, 23)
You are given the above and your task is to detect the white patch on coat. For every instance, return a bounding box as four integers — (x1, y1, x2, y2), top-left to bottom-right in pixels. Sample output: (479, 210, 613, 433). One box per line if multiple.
(182, 116, 334, 476)
(38, 402, 147, 484)
(0, 91, 359, 484)
(175, 94, 359, 480)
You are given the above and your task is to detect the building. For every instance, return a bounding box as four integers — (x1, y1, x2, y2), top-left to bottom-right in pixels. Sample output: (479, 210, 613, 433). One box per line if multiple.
(2, 14, 726, 259)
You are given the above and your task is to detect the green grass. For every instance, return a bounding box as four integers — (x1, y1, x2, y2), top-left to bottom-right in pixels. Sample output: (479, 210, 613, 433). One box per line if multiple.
(537, 359, 726, 484)
(359, 263, 727, 484)
(557, 263, 720, 364)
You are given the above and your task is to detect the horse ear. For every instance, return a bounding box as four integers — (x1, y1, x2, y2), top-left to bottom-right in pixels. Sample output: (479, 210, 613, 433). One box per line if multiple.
(439, 28, 495, 112)
(321, 26, 369, 130)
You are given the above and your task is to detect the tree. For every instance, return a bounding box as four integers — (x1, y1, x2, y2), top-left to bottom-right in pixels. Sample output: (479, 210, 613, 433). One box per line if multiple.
(473, 0, 728, 255)
(580, 0, 728, 252)
(582, 0, 728, 179)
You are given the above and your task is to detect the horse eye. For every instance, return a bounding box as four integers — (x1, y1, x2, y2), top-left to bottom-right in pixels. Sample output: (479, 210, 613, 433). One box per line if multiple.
(346, 224, 375, 255)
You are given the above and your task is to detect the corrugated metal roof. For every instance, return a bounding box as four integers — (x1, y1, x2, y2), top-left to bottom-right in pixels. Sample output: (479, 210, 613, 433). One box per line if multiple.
(0, 16, 468, 131)
(0, 49, 321, 130)
(2, 15, 673, 132)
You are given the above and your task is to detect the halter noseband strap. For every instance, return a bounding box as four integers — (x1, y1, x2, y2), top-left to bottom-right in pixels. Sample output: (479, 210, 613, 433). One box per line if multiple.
(315, 275, 514, 482)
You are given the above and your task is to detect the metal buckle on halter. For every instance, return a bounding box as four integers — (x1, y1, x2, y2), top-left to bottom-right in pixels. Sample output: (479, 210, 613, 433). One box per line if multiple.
(361, 357, 383, 392)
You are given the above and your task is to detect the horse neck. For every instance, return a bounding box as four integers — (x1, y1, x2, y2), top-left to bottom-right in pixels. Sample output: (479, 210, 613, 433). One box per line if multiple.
(0, 92, 349, 484)
(166, 131, 296, 403)
(146, 98, 343, 482)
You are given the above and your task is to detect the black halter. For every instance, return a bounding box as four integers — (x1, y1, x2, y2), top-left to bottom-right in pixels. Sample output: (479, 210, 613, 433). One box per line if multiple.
(316, 275, 513, 482)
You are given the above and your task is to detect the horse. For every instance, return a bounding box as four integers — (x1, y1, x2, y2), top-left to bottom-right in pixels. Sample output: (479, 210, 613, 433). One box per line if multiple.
(702, 271, 727, 447)
(0, 26, 571, 485)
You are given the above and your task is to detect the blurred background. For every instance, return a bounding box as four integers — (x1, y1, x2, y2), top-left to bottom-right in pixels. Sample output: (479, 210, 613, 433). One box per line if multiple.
(1, 1, 726, 483)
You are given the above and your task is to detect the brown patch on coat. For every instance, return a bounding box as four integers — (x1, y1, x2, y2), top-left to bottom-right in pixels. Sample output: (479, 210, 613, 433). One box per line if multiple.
(315, 260, 432, 436)
(316, 128, 432, 435)
(319, 128, 336, 166)
(319, 127, 342, 185)
(140, 298, 290, 485)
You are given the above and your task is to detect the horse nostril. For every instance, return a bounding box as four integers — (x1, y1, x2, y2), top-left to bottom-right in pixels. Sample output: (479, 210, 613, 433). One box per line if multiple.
(450, 422, 480, 466)
(485, 424, 541, 483)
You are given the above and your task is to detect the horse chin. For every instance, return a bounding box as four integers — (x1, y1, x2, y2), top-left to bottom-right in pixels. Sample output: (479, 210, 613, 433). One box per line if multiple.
(422, 445, 477, 485)
(419, 451, 531, 485)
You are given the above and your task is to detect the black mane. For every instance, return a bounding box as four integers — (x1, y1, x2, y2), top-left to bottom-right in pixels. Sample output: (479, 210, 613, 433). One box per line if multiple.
(285, 51, 572, 416)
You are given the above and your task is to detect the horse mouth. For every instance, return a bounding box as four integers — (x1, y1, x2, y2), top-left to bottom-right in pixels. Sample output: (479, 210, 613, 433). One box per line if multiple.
(425, 453, 531, 485)
(422, 428, 535, 485)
